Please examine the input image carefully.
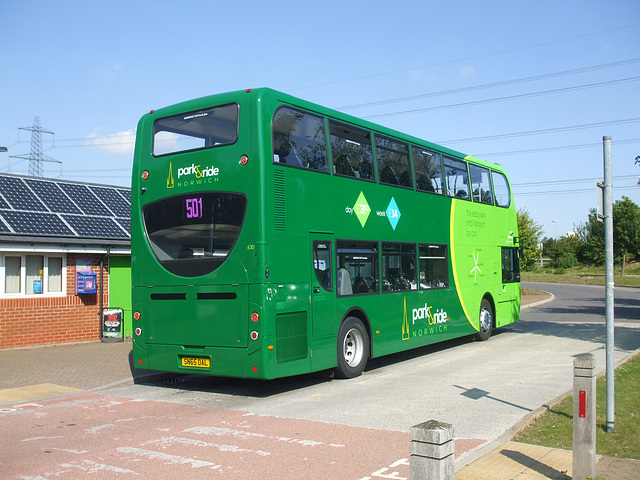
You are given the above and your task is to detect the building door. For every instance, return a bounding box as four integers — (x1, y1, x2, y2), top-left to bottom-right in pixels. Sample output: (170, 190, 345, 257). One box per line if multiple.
(109, 255, 132, 335)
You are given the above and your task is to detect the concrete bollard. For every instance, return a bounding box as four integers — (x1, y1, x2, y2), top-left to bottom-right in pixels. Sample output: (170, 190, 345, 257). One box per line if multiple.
(572, 354, 596, 480)
(409, 420, 455, 480)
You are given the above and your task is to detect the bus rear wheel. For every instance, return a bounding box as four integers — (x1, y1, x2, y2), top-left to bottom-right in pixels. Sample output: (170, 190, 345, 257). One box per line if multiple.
(336, 317, 369, 379)
(476, 298, 493, 341)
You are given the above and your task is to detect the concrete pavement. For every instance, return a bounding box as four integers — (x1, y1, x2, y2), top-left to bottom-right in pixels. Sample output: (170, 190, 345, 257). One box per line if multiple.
(1, 292, 639, 479)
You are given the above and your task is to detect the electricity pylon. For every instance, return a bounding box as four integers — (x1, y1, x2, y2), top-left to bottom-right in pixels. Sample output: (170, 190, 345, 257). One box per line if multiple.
(10, 116, 61, 177)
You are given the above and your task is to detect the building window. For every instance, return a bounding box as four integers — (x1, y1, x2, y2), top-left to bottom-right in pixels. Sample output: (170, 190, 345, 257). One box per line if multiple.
(4, 256, 21, 294)
(26, 255, 44, 294)
(48, 257, 63, 293)
(1, 254, 66, 296)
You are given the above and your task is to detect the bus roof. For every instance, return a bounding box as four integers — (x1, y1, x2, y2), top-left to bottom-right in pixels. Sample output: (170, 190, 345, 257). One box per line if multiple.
(145, 87, 506, 174)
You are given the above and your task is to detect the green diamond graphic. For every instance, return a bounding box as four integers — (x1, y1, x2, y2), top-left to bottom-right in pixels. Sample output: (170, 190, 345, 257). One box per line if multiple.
(353, 192, 371, 227)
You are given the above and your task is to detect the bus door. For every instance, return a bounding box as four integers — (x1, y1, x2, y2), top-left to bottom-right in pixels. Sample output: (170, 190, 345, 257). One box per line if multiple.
(310, 235, 336, 339)
(498, 246, 521, 325)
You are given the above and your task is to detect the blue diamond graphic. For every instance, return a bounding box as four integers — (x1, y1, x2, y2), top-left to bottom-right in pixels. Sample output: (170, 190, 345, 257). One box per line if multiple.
(386, 197, 401, 230)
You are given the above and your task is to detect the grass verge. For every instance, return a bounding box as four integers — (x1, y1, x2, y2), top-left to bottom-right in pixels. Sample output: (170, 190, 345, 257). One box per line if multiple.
(513, 352, 640, 460)
(522, 264, 640, 288)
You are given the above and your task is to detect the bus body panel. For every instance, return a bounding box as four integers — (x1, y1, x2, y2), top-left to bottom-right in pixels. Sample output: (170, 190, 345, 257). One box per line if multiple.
(131, 88, 520, 380)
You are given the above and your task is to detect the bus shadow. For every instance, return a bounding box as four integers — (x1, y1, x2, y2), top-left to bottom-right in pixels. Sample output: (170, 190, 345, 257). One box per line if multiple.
(133, 319, 640, 398)
(364, 333, 482, 372)
(138, 332, 489, 398)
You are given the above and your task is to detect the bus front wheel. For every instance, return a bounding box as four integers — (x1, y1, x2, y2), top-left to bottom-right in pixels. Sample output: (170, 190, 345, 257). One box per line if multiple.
(336, 317, 369, 379)
(476, 298, 493, 341)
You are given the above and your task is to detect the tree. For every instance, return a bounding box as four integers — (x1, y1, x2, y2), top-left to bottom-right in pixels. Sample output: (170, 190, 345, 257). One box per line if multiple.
(575, 198, 640, 275)
(554, 234, 580, 268)
(517, 208, 542, 270)
(575, 210, 604, 265)
(613, 196, 640, 276)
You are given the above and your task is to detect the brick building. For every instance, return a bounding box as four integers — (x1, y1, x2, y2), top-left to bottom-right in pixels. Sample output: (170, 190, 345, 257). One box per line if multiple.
(0, 173, 131, 349)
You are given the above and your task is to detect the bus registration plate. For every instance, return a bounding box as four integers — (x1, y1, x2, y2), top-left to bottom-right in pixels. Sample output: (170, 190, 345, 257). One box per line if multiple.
(181, 356, 210, 368)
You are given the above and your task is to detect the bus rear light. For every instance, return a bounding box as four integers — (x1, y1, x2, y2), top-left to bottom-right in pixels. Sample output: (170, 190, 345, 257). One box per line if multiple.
(253, 366, 258, 372)
(251, 312, 259, 323)
(268, 345, 274, 350)
(138, 359, 143, 364)
(250, 330, 259, 341)
(142, 170, 149, 180)
(135, 327, 142, 336)
(134, 311, 141, 320)
(239, 155, 249, 166)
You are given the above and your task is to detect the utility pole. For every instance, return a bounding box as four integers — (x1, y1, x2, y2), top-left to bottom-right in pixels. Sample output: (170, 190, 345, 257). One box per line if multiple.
(603, 136, 615, 433)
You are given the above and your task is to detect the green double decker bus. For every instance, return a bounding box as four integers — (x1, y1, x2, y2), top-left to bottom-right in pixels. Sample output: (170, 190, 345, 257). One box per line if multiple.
(131, 88, 520, 380)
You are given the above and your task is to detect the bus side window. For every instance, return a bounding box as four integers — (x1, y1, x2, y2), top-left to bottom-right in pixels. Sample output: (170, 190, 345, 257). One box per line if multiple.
(376, 135, 412, 188)
(313, 241, 333, 291)
(419, 244, 448, 289)
(469, 164, 494, 205)
(336, 241, 379, 296)
(501, 247, 520, 283)
(413, 147, 444, 194)
(382, 243, 417, 292)
(443, 157, 470, 199)
(492, 171, 511, 208)
(272, 107, 328, 172)
(329, 121, 375, 181)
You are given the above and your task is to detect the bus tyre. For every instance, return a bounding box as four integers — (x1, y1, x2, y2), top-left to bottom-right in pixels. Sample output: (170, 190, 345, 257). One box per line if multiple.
(336, 317, 369, 379)
(476, 298, 493, 341)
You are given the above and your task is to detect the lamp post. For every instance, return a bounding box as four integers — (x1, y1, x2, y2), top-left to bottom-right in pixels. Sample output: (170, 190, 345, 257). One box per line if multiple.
(552, 219, 558, 239)
(0, 147, 8, 152)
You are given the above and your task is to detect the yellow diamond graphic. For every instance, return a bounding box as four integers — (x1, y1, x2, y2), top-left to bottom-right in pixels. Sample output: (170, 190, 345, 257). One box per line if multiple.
(353, 192, 371, 227)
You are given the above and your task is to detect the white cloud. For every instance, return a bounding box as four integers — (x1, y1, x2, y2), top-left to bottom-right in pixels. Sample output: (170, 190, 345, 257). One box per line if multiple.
(94, 62, 125, 82)
(459, 66, 477, 78)
(410, 70, 425, 81)
(86, 128, 136, 156)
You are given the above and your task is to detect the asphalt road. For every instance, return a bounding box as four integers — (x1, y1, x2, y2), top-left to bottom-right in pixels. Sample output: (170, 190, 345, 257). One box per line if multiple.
(3, 282, 639, 479)
(103, 281, 640, 444)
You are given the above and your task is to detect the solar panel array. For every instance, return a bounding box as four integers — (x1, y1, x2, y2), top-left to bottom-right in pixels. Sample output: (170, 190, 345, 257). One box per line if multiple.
(0, 174, 130, 240)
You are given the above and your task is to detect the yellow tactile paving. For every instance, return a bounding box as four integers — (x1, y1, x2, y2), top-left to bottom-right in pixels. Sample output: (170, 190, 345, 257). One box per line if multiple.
(457, 442, 572, 480)
(0, 383, 81, 404)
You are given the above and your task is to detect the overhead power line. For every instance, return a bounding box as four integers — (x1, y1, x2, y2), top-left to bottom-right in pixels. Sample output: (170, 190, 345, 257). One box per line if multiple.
(513, 175, 638, 188)
(292, 23, 640, 91)
(337, 57, 640, 111)
(439, 118, 640, 144)
(477, 138, 640, 158)
(362, 76, 640, 120)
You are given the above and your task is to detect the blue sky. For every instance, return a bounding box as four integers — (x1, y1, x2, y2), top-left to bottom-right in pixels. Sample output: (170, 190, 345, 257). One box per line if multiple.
(1, 0, 639, 239)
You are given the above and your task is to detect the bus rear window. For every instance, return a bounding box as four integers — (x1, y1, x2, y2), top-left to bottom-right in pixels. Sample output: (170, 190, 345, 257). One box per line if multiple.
(153, 103, 239, 156)
(143, 192, 246, 277)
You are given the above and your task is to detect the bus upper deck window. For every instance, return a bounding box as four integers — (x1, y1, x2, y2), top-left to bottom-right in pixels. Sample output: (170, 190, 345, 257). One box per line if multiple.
(272, 107, 328, 172)
(153, 103, 239, 156)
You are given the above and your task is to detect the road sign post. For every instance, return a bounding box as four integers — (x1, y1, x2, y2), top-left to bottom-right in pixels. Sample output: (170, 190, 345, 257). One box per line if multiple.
(602, 136, 615, 433)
